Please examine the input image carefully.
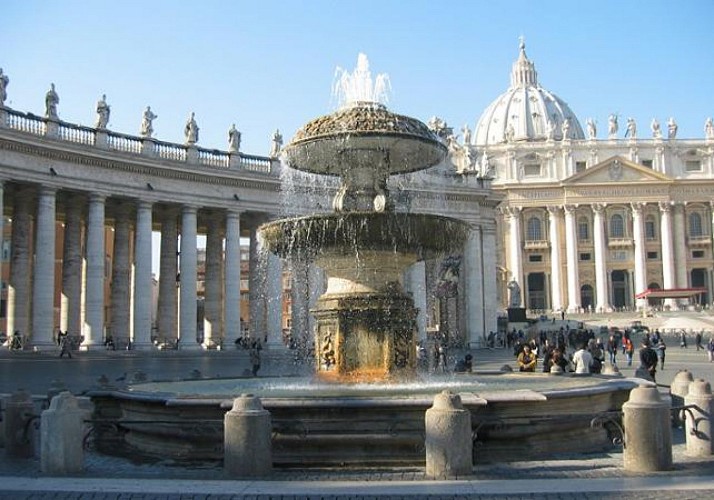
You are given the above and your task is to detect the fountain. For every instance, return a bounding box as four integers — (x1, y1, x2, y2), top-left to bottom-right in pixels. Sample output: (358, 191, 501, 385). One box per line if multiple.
(259, 53, 469, 382)
(89, 55, 639, 467)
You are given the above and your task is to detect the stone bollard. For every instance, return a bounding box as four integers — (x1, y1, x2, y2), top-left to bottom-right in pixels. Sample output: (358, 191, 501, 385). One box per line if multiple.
(4, 389, 35, 458)
(623, 385, 672, 471)
(224, 394, 272, 477)
(425, 390, 473, 478)
(41, 392, 85, 474)
(684, 379, 713, 457)
(671, 370, 694, 428)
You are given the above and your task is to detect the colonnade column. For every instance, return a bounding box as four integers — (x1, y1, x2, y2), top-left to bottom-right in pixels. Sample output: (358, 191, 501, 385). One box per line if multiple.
(631, 203, 647, 310)
(265, 251, 284, 348)
(224, 210, 242, 345)
(463, 226, 484, 346)
(659, 202, 676, 309)
(505, 206, 523, 300)
(157, 208, 179, 345)
(563, 205, 580, 313)
(248, 228, 265, 341)
(84, 194, 106, 348)
(110, 204, 131, 346)
(7, 189, 32, 339)
(592, 203, 610, 312)
(290, 259, 309, 349)
(31, 186, 56, 347)
(546, 206, 563, 312)
(132, 201, 153, 349)
(406, 261, 427, 344)
(673, 203, 688, 291)
(481, 225, 498, 336)
(0, 182, 4, 331)
(179, 206, 198, 349)
(61, 199, 82, 337)
(203, 214, 224, 348)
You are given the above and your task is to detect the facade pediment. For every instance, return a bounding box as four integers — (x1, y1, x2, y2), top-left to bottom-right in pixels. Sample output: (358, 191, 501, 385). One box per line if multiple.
(563, 156, 672, 185)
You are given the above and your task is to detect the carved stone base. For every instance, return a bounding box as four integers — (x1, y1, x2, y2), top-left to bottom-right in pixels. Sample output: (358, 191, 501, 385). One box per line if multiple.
(313, 290, 417, 383)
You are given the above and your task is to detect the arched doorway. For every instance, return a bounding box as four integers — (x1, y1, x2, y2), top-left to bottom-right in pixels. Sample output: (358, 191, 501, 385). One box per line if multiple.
(691, 269, 709, 304)
(580, 284, 594, 311)
(647, 282, 662, 309)
(611, 270, 629, 310)
(527, 272, 546, 310)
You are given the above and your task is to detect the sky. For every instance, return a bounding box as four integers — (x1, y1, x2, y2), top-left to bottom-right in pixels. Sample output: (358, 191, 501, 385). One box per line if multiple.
(2, 0, 714, 157)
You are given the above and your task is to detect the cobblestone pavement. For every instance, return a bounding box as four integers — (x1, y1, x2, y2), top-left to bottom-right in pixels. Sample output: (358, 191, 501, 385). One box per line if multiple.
(1, 312, 713, 498)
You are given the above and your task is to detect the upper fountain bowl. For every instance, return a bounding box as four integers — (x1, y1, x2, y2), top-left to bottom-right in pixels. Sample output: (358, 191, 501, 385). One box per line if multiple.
(284, 102, 447, 176)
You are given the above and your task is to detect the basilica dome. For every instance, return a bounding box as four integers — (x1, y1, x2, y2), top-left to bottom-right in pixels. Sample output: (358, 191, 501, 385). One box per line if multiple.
(473, 41, 584, 146)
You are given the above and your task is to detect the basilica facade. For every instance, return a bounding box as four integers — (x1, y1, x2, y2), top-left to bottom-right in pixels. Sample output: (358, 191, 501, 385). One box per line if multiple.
(461, 42, 714, 313)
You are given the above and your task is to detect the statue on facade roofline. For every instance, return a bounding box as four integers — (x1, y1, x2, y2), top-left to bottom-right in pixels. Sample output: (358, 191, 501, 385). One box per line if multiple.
(45, 83, 59, 119)
(608, 113, 618, 138)
(462, 123, 471, 145)
(140, 106, 157, 137)
(95, 94, 110, 129)
(561, 117, 571, 140)
(624, 117, 637, 139)
(0, 68, 8, 106)
(706, 117, 714, 141)
(667, 117, 678, 140)
(185, 112, 199, 144)
(651, 118, 662, 139)
(586, 118, 596, 140)
(228, 123, 241, 152)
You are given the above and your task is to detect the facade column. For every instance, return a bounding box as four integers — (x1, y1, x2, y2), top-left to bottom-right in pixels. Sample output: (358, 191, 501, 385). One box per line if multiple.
(248, 228, 265, 341)
(592, 203, 611, 312)
(463, 226, 484, 346)
(406, 261, 427, 344)
(179, 206, 198, 348)
(631, 202, 648, 310)
(132, 201, 153, 349)
(109, 204, 131, 347)
(31, 186, 56, 347)
(546, 206, 563, 312)
(481, 224, 498, 336)
(505, 206, 523, 302)
(563, 204, 580, 313)
(224, 210, 241, 345)
(659, 202, 676, 308)
(61, 198, 82, 337)
(84, 194, 105, 348)
(8, 189, 33, 340)
(203, 214, 224, 348)
(157, 207, 179, 346)
(0, 181, 3, 333)
(265, 251, 284, 348)
(672, 203, 688, 291)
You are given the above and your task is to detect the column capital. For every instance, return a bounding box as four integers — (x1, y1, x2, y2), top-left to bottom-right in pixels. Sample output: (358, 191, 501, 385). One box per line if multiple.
(501, 205, 521, 218)
(546, 205, 562, 217)
(226, 209, 242, 220)
(182, 204, 199, 215)
(563, 204, 578, 215)
(659, 201, 673, 213)
(630, 202, 647, 214)
(88, 193, 106, 204)
(136, 199, 153, 211)
(38, 185, 57, 196)
(591, 203, 607, 214)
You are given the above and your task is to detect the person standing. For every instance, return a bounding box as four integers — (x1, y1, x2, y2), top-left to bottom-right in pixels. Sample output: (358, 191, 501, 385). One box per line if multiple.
(623, 337, 635, 366)
(59, 331, 72, 359)
(572, 342, 593, 374)
(656, 339, 666, 370)
(606, 334, 618, 365)
(680, 330, 688, 348)
(249, 345, 261, 376)
(695, 331, 704, 351)
(707, 338, 714, 363)
(638, 340, 658, 382)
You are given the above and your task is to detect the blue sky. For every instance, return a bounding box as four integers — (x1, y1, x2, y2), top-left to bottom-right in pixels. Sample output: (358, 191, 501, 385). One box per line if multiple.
(2, 0, 713, 156)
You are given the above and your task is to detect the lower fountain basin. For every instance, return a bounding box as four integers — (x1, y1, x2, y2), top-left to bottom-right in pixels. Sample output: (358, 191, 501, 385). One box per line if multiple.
(90, 374, 639, 467)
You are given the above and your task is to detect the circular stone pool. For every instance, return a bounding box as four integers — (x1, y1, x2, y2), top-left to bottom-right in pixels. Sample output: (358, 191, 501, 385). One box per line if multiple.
(89, 373, 639, 467)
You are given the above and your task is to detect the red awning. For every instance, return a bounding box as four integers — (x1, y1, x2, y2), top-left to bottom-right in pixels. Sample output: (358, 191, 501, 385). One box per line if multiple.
(635, 288, 708, 299)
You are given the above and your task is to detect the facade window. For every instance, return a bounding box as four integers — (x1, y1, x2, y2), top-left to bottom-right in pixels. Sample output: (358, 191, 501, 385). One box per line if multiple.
(645, 215, 657, 240)
(529, 254, 543, 262)
(577, 217, 590, 241)
(693, 250, 705, 259)
(526, 216, 543, 241)
(579, 252, 591, 261)
(641, 159, 653, 168)
(609, 213, 625, 238)
(610, 250, 628, 261)
(523, 163, 541, 177)
(689, 212, 703, 237)
(685, 160, 702, 172)
(575, 161, 587, 173)
(647, 251, 658, 260)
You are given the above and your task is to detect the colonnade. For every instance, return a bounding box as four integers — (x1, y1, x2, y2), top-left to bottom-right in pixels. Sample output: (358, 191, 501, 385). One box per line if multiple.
(505, 201, 700, 313)
(0, 181, 286, 350)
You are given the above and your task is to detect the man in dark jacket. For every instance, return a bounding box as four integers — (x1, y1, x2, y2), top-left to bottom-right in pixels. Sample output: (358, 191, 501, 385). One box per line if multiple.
(638, 340, 658, 382)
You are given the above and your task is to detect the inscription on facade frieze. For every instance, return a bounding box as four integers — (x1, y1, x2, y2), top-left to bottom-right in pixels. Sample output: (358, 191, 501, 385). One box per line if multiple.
(512, 189, 561, 200)
(568, 186, 669, 198)
(671, 185, 714, 197)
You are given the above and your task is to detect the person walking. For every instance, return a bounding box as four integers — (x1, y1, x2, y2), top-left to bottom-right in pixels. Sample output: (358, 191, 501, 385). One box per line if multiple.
(707, 338, 714, 363)
(656, 338, 666, 370)
(59, 331, 72, 359)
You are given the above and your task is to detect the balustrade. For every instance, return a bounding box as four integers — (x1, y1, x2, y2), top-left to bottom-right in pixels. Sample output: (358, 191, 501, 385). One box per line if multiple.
(5, 109, 46, 135)
(154, 140, 187, 162)
(240, 154, 272, 173)
(59, 123, 96, 145)
(198, 148, 230, 168)
(107, 132, 143, 154)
